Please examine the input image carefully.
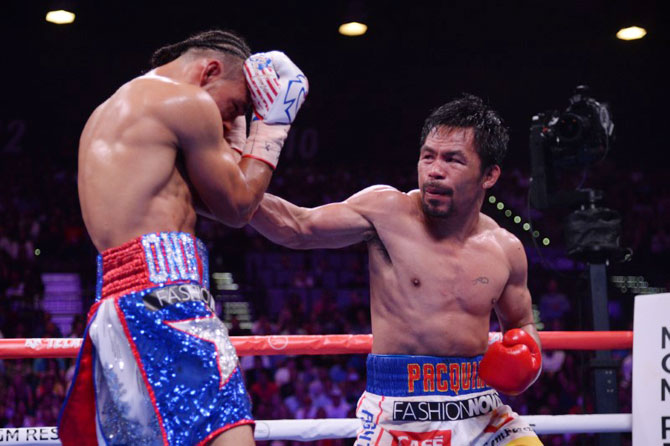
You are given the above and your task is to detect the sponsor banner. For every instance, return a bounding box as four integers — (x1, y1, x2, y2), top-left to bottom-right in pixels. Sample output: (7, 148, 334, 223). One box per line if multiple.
(142, 284, 215, 312)
(393, 393, 503, 421)
(632, 293, 670, 445)
(24, 338, 82, 351)
(388, 429, 451, 446)
(0, 427, 59, 445)
(355, 408, 378, 446)
(483, 425, 535, 446)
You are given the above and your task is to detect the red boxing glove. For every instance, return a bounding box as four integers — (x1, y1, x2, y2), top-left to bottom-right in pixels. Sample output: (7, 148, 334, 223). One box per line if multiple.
(479, 328, 542, 395)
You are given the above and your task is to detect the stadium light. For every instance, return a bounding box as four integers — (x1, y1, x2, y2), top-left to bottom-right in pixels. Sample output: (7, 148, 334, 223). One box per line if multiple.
(46, 9, 75, 24)
(339, 1, 368, 37)
(616, 26, 646, 41)
(339, 22, 367, 36)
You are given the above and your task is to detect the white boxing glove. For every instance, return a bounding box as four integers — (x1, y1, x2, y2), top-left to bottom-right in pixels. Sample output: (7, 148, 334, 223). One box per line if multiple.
(243, 122, 289, 169)
(243, 51, 308, 125)
(241, 51, 308, 169)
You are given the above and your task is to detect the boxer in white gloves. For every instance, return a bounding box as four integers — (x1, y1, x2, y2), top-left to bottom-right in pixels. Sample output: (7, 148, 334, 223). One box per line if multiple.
(59, 30, 307, 446)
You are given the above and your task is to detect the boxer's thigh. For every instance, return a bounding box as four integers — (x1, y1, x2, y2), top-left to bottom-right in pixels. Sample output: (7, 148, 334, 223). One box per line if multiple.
(209, 424, 254, 446)
(477, 404, 542, 446)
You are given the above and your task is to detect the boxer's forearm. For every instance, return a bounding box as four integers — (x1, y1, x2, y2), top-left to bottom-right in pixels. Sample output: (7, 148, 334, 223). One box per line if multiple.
(193, 157, 272, 228)
(251, 193, 373, 249)
(223, 158, 273, 227)
(250, 193, 310, 248)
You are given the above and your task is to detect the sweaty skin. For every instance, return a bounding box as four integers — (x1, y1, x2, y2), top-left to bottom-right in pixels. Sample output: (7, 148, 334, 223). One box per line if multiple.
(250, 127, 540, 356)
(79, 60, 271, 252)
(78, 54, 268, 446)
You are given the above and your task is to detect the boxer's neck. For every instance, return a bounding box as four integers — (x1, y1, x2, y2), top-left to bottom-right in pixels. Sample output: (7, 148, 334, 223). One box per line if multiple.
(422, 195, 484, 241)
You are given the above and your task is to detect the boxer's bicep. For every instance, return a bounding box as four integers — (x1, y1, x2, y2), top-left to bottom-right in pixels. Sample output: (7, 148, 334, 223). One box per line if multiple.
(294, 185, 401, 248)
(169, 93, 271, 227)
(495, 282, 534, 335)
(186, 137, 271, 227)
(495, 237, 538, 343)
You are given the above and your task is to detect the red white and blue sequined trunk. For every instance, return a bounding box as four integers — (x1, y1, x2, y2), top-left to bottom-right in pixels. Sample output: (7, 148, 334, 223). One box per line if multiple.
(58, 232, 253, 446)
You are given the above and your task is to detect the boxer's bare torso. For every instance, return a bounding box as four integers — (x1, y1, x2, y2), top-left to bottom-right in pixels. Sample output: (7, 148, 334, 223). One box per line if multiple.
(251, 127, 538, 356)
(254, 188, 532, 356)
(79, 76, 197, 251)
(79, 63, 268, 253)
(364, 190, 527, 356)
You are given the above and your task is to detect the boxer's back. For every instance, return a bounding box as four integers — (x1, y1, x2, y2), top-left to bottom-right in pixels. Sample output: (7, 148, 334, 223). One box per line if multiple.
(78, 75, 196, 252)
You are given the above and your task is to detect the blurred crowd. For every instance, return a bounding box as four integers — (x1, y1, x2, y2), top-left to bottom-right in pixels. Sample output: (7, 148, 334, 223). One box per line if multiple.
(3, 146, 667, 445)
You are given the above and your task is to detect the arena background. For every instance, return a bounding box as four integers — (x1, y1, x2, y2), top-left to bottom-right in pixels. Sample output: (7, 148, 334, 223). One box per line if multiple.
(1, 1, 668, 445)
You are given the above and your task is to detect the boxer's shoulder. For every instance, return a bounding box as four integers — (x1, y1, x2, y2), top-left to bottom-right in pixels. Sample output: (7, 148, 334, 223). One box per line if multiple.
(484, 222, 526, 270)
(119, 74, 218, 117)
(346, 185, 413, 215)
(474, 214, 523, 255)
(114, 75, 221, 139)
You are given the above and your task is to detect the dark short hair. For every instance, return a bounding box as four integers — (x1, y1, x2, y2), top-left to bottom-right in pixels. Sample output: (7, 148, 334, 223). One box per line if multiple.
(150, 29, 251, 68)
(420, 94, 509, 171)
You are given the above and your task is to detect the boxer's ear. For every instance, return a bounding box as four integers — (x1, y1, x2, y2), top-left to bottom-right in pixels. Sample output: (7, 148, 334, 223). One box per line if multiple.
(481, 165, 501, 190)
(201, 60, 223, 85)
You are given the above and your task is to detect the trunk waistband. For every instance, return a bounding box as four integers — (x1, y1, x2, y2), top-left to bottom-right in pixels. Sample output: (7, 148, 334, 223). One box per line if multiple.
(365, 354, 490, 397)
(95, 232, 209, 300)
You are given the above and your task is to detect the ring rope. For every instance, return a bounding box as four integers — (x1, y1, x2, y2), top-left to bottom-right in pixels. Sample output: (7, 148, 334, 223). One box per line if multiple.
(0, 414, 632, 445)
(0, 331, 633, 359)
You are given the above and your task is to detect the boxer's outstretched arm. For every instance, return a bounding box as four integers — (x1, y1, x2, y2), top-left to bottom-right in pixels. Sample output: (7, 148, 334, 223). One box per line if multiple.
(494, 233, 541, 349)
(251, 186, 395, 249)
(163, 87, 273, 228)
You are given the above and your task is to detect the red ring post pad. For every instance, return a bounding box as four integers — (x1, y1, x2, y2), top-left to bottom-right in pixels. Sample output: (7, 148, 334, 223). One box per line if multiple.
(539, 331, 633, 351)
(0, 332, 634, 359)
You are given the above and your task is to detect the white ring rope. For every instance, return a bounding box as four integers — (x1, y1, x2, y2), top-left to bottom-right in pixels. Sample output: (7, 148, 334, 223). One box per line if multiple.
(0, 414, 632, 445)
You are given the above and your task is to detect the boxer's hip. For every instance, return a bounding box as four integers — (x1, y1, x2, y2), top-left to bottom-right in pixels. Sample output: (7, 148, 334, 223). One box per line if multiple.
(95, 231, 210, 302)
(365, 353, 490, 398)
(58, 232, 254, 446)
(355, 355, 541, 446)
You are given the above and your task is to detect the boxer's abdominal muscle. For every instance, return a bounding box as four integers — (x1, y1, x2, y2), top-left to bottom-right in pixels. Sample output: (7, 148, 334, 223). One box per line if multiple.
(366, 222, 510, 357)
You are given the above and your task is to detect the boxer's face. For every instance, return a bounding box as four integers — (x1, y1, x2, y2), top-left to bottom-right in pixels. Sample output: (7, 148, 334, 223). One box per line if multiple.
(418, 126, 498, 218)
(201, 60, 250, 126)
(205, 77, 249, 128)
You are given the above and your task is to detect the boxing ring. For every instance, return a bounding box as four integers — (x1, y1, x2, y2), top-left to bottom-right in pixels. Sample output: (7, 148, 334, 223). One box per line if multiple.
(0, 331, 633, 444)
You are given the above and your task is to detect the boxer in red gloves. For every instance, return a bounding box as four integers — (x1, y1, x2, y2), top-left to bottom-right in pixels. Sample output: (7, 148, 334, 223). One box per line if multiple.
(480, 329, 542, 396)
(250, 94, 543, 445)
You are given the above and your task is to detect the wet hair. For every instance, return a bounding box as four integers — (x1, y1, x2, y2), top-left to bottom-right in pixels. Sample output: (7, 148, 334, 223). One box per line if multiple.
(420, 94, 509, 171)
(150, 29, 251, 68)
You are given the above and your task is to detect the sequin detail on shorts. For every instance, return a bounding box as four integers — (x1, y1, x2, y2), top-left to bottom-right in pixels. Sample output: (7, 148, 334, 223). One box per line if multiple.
(97, 232, 209, 300)
(196, 239, 209, 290)
(118, 290, 253, 445)
(165, 315, 238, 389)
(98, 360, 162, 446)
(141, 233, 199, 284)
(96, 254, 104, 301)
(63, 233, 251, 446)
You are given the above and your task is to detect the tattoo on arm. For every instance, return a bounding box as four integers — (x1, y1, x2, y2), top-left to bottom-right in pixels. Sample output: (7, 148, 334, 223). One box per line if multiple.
(473, 276, 490, 285)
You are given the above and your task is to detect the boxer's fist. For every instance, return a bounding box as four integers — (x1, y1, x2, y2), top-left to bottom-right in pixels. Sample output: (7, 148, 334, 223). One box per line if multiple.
(244, 51, 308, 124)
(479, 328, 542, 395)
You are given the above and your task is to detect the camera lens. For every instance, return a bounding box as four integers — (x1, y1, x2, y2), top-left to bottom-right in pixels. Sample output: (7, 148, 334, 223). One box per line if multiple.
(557, 112, 588, 142)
